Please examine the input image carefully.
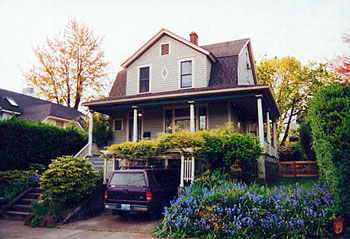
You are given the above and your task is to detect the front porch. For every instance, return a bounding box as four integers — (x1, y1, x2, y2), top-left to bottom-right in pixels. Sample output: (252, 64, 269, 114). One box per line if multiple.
(85, 86, 280, 180)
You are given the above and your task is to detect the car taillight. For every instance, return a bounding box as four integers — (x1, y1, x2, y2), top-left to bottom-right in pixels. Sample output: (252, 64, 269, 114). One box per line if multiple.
(105, 190, 108, 199)
(146, 191, 152, 201)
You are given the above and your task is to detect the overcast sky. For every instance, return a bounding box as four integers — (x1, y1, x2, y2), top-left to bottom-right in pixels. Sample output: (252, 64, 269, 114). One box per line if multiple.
(0, 0, 349, 93)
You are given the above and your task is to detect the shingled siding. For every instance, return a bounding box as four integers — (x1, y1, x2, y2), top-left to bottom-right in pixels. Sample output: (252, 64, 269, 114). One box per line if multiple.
(208, 101, 229, 129)
(126, 35, 211, 96)
(143, 107, 164, 140)
(238, 46, 254, 85)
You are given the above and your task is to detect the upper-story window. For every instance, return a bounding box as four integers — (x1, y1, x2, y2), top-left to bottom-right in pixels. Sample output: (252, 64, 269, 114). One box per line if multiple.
(160, 43, 170, 55)
(139, 66, 150, 93)
(180, 60, 192, 88)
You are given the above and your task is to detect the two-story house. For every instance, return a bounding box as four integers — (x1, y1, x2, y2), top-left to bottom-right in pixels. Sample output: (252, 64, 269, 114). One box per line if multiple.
(83, 29, 280, 179)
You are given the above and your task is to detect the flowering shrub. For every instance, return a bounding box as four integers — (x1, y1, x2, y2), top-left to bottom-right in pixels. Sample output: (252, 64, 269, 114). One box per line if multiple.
(154, 182, 336, 238)
(0, 170, 39, 205)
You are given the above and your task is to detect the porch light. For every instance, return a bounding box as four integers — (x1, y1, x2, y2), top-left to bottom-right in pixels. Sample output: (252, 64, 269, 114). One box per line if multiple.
(138, 113, 143, 117)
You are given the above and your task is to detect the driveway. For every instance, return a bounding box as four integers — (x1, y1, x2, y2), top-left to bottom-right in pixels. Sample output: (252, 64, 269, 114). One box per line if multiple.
(0, 210, 159, 239)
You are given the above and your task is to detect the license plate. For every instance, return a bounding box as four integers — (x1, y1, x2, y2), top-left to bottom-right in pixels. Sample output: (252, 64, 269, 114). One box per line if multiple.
(121, 204, 131, 210)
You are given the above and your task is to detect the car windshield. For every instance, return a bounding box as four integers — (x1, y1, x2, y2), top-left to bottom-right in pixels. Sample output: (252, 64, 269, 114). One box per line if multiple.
(109, 172, 146, 187)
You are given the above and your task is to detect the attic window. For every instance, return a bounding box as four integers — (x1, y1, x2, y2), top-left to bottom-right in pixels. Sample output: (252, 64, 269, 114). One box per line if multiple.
(5, 97, 18, 107)
(161, 43, 170, 55)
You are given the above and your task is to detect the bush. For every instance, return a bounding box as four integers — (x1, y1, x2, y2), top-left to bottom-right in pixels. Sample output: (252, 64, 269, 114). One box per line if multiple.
(278, 144, 303, 161)
(0, 117, 87, 171)
(308, 83, 350, 221)
(30, 200, 67, 227)
(298, 120, 316, 161)
(40, 156, 100, 207)
(0, 170, 39, 205)
(90, 113, 112, 148)
(153, 182, 336, 238)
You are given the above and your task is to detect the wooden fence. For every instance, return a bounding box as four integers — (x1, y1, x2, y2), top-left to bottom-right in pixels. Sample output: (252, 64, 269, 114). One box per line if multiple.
(278, 161, 318, 177)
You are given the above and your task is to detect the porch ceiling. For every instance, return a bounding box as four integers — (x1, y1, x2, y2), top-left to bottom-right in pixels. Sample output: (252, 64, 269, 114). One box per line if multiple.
(89, 87, 280, 120)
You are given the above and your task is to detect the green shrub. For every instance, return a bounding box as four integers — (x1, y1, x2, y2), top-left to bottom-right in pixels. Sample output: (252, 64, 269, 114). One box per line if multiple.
(277, 144, 303, 161)
(40, 156, 100, 207)
(90, 113, 112, 148)
(30, 200, 67, 227)
(0, 117, 87, 171)
(298, 120, 316, 161)
(0, 170, 39, 205)
(308, 83, 350, 221)
(154, 182, 336, 238)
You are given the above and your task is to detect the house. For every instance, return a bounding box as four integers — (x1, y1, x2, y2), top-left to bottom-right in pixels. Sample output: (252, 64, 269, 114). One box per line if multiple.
(83, 29, 280, 180)
(0, 88, 84, 130)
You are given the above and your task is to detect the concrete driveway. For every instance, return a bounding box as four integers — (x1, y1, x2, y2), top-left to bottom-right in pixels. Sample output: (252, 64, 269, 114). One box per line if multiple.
(0, 210, 159, 239)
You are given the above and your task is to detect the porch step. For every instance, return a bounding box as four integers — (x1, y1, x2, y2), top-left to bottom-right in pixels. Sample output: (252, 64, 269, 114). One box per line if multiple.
(3, 211, 31, 220)
(26, 193, 41, 199)
(19, 198, 37, 205)
(2, 187, 43, 221)
(12, 204, 32, 212)
(31, 187, 43, 193)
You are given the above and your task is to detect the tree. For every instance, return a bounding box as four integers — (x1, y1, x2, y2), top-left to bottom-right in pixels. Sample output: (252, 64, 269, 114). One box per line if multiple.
(24, 19, 110, 109)
(329, 33, 350, 82)
(257, 56, 338, 146)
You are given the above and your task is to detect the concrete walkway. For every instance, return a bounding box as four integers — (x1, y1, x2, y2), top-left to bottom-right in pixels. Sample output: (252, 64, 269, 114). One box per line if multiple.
(0, 211, 158, 239)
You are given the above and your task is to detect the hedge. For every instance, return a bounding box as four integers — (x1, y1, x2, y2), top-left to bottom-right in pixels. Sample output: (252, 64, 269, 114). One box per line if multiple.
(308, 83, 350, 221)
(0, 117, 87, 171)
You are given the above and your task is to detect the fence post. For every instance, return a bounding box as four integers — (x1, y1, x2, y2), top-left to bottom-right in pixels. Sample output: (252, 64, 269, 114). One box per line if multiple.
(293, 161, 297, 177)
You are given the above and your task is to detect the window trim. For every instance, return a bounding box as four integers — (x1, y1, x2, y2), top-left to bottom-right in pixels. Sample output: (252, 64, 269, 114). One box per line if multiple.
(113, 118, 124, 131)
(138, 65, 151, 94)
(160, 42, 171, 56)
(179, 59, 194, 89)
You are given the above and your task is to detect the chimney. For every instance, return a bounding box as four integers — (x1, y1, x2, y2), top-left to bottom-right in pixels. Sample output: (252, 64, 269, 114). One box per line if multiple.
(22, 87, 34, 96)
(190, 31, 198, 45)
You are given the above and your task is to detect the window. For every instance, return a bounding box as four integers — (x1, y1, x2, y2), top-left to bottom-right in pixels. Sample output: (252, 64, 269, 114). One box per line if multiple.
(113, 119, 123, 131)
(198, 107, 207, 130)
(180, 61, 192, 88)
(5, 97, 18, 107)
(139, 66, 150, 93)
(56, 120, 64, 127)
(161, 43, 169, 55)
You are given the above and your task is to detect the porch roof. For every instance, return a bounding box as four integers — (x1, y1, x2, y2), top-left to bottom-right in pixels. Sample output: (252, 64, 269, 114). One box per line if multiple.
(84, 85, 280, 119)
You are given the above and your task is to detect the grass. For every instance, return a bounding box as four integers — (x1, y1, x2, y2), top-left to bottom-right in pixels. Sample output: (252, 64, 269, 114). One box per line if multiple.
(267, 176, 319, 189)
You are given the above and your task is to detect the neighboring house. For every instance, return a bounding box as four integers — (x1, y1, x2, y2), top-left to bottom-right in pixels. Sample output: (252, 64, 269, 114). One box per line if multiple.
(0, 88, 84, 130)
(83, 29, 280, 180)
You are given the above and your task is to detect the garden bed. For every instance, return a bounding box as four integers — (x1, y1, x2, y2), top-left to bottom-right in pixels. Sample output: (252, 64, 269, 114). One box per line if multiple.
(154, 181, 336, 238)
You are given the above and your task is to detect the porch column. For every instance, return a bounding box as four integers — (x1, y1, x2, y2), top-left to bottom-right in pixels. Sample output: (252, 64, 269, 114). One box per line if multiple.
(273, 121, 277, 155)
(257, 96, 265, 149)
(266, 111, 271, 145)
(88, 110, 93, 156)
(132, 106, 138, 142)
(257, 96, 266, 179)
(189, 101, 195, 132)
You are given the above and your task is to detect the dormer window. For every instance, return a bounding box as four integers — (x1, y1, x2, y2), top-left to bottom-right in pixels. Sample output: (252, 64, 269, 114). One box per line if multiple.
(160, 43, 170, 55)
(139, 66, 150, 93)
(5, 97, 18, 107)
(180, 60, 192, 88)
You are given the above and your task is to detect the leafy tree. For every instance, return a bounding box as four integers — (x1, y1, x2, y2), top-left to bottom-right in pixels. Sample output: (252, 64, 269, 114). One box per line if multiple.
(24, 19, 110, 109)
(87, 112, 112, 148)
(257, 56, 338, 146)
(329, 33, 350, 82)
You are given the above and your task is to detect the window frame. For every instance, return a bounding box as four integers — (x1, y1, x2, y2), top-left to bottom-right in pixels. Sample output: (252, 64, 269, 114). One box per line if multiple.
(179, 59, 193, 89)
(113, 118, 123, 131)
(160, 42, 171, 56)
(138, 65, 151, 94)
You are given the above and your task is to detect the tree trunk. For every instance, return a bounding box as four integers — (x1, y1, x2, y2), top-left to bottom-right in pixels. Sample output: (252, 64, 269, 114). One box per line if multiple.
(280, 99, 295, 147)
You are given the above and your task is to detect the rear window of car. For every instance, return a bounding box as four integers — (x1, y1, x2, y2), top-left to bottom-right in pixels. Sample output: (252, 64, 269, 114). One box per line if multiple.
(109, 172, 146, 187)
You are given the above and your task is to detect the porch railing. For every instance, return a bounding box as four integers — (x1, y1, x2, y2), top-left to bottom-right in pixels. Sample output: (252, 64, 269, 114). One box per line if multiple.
(278, 161, 318, 177)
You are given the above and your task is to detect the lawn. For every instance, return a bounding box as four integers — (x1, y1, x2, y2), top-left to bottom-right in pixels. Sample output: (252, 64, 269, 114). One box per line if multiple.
(267, 176, 319, 189)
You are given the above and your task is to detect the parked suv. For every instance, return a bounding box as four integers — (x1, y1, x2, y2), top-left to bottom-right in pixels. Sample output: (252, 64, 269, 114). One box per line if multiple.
(104, 167, 179, 217)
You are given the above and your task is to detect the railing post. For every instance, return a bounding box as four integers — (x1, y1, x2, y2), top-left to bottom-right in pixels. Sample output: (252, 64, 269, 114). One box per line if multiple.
(180, 154, 184, 188)
(88, 110, 93, 157)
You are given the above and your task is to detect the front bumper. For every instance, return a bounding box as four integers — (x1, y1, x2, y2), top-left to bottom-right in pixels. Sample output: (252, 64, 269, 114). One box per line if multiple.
(104, 203, 149, 212)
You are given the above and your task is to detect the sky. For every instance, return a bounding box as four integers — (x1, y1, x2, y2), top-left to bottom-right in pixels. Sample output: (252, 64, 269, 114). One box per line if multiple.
(0, 0, 349, 93)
